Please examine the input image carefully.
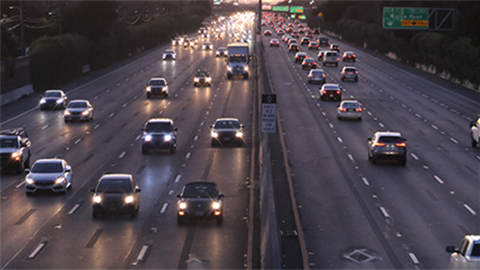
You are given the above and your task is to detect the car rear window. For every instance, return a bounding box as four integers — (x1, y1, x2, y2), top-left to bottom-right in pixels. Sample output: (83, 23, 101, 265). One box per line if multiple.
(326, 52, 337, 56)
(344, 68, 356, 72)
(378, 136, 403, 143)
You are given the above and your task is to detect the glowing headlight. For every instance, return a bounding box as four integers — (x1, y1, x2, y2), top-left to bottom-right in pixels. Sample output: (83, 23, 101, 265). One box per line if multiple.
(164, 134, 172, 142)
(163, 54, 167, 58)
(212, 202, 221, 209)
(56, 98, 64, 104)
(125, 195, 134, 204)
(203, 45, 206, 49)
(81, 110, 90, 116)
(244, 66, 249, 71)
(64, 110, 71, 116)
(163, 86, 168, 91)
(25, 177, 34, 184)
(194, 78, 200, 82)
(55, 177, 66, 184)
(11, 151, 20, 159)
(211, 131, 218, 138)
(179, 202, 187, 209)
(40, 99, 46, 104)
(227, 66, 232, 71)
(146, 86, 151, 92)
(235, 132, 243, 138)
(144, 135, 152, 142)
(172, 41, 175, 45)
(206, 77, 212, 82)
(93, 195, 102, 203)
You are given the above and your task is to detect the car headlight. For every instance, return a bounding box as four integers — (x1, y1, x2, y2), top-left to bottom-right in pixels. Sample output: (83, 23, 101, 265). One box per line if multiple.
(163, 54, 167, 59)
(206, 77, 212, 82)
(244, 66, 249, 71)
(64, 110, 71, 116)
(40, 98, 46, 104)
(81, 110, 90, 116)
(212, 202, 221, 209)
(211, 131, 218, 138)
(227, 66, 232, 71)
(236, 132, 243, 138)
(125, 195, 134, 204)
(203, 46, 206, 49)
(55, 176, 66, 184)
(163, 86, 168, 92)
(144, 134, 152, 142)
(56, 98, 64, 104)
(194, 78, 199, 82)
(164, 134, 172, 142)
(146, 86, 151, 92)
(11, 151, 21, 160)
(25, 177, 34, 184)
(172, 41, 175, 45)
(179, 202, 187, 209)
(93, 195, 102, 203)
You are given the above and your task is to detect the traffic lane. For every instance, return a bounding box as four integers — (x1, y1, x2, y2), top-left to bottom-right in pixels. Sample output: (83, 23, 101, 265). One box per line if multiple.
(264, 42, 410, 268)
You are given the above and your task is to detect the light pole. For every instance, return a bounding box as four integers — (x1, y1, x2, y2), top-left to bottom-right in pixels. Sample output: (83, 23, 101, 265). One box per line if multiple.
(10, 2, 25, 56)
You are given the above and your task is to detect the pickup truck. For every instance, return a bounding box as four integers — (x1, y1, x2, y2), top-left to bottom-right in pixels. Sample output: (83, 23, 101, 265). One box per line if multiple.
(446, 235, 480, 264)
(470, 118, 480, 147)
(0, 127, 31, 173)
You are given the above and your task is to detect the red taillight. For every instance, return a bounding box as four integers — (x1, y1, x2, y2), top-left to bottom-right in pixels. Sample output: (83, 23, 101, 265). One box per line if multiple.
(355, 71, 359, 74)
(356, 108, 363, 112)
(375, 142, 386, 146)
(336, 90, 341, 94)
(340, 108, 347, 111)
(322, 75, 326, 77)
(337, 58, 340, 61)
(322, 90, 327, 94)
(396, 142, 406, 147)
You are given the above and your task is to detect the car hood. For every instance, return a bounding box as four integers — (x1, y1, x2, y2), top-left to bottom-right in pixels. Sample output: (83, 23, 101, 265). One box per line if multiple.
(0, 148, 19, 154)
(28, 172, 64, 181)
(66, 108, 88, 113)
(213, 128, 241, 133)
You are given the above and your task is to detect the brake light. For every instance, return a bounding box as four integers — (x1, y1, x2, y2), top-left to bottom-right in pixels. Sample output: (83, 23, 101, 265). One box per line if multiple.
(355, 71, 359, 74)
(375, 142, 386, 146)
(396, 142, 406, 147)
(322, 90, 327, 94)
(356, 108, 362, 112)
(336, 91, 341, 94)
(340, 108, 347, 111)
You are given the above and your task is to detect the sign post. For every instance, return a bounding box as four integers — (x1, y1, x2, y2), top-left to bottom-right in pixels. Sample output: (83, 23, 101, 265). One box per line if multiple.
(262, 94, 276, 133)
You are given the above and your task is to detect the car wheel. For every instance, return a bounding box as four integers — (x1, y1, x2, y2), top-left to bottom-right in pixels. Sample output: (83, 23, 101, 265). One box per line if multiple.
(216, 217, 223, 225)
(164, 94, 168, 98)
(142, 145, 148, 154)
(26, 191, 33, 196)
(337, 116, 342, 120)
(358, 117, 362, 121)
(323, 62, 326, 66)
(24, 158, 30, 169)
(92, 211, 98, 219)
(146, 93, 151, 98)
(400, 156, 407, 165)
(244, 74, 248, 79)
(64, 119, 69, 123)
(211, 140, 217, 147)
(341, 77, 344, 81)
(355, 77, 358, 82)
(471, 138, 477, 147)
(130, 210, 137, 219)
(371, 156, 377, 164)
(237, 141, 243, 147)
(227, 74, 232, 79)
(335, 63, 338, 67)
(16, 161, 24, 174)
(170, 147, 176, 154)
(177, 216, 184, 224)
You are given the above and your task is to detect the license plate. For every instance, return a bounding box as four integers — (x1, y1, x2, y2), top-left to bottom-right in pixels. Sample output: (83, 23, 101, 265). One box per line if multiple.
(195, 211, 204, 217)
(348, 72, 353, 74)
(330, 95, 334, 97)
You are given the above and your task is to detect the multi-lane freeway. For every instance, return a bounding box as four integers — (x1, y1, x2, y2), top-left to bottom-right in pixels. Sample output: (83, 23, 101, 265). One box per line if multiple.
(1, 11, 479, 269)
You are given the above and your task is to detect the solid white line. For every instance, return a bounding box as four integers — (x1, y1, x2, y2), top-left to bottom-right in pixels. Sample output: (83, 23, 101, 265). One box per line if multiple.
(411, 153, 419, 160)
(174, 174, 182, 183)
(68, 204, 81, 215)
(463, 204, 477, 215)
(379, 207, 390, 218)
(119, 152, 126, 158)
(408, 252, 419, 264)
(185, 152, 191, 159)
(28, 242, 46, 259)
(361, 177, 369, 186)
(160, 203, 169, 215)
(433, 175, 444, 184)
(137, 245, 149, 261)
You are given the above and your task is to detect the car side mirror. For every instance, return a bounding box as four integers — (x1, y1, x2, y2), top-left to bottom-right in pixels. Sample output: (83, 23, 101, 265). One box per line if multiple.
(65, 165, 72, 172)
(367, 137, 372, 141)
(446, 246, 457, 253)
(89, 188, 95, 193)
(25, 168, 30, 173)
(176, 194, 181, 198)
(218, 193, 225, 199)
(135, 187, 141, 192)
(174, 127, 178, 131)
(470, 121, 475, 128)
(240, 124, 245, 129)
(210, 125, 214, 129)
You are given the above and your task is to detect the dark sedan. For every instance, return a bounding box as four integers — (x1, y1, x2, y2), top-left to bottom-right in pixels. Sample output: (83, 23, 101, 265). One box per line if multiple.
(176, 181, 224, 225)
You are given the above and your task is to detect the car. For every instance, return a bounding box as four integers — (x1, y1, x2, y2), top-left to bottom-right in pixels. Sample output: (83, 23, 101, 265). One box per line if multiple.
(470, 118, 480, 147)
(64, 100, 93, 122)
(141, 118, 177, 154)
(307, 69, 326, 84)
(340, 66, 359, 82)
(301, 58, 318, 70)
(323, 51, 339, 67)
(313, 28, 321, 34)
(294, 52, 308, 63)
(193, 70, 212, 86)
(320, 83, 342, 101)
(330, 44, 340, 52)
(210, 118, 244, 147)
(214, 33, 223, 40)
(202, 42, 213, 50)
(172, 37, 181, 46)
(337, 100, 362, 121)
(39, 89, 67, 110)
(90, 174, 141, 218)
(288, 43, 300, 52)
(300, 37, 310, 45)
(269, 39, 280, 47)
(446, 235, 480, 264)
(342, 51, 356, 62)
(25, 158, 72, 195)
(305, 31, 314, 38)
(264, 30, 272, 36)
(163, 50, 176, 60)
(287, 38, 297, 45)
(216, 47, 227, 57)
(0, 127, 31, 173)
(317, 36, 330, 47)
(146, 77, 168, 98)
(176, 181, 224, 225)
(317, 50, 327, 61)
(308, 42, 319, 50)
(367, 131, 407, 165)
(276, 29, 284, 35)
(292, 31, 299, 38)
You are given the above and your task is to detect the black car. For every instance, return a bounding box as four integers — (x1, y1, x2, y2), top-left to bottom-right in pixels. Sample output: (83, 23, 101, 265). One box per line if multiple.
(142, 118, 177, 154)
(39, 90, 67, 110)
(146, 78, 169, 98)
(317, 36, 330, 47)
(320, 83, 342, 101)
(294, 52, 308, 63)
(176, 181, 224, 225)
(193, 70, 212, 86)
(367, 132, 407, 165)
(210, 118, 244, 147)
(90, 174, 141, 218)
(0, 127, 31, 173)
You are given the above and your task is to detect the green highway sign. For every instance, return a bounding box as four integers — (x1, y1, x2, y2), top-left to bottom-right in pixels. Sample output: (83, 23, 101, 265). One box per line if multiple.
(290, 6, 304, 13)
(383, 7, 429, 29)
(272, 6, 289, 12)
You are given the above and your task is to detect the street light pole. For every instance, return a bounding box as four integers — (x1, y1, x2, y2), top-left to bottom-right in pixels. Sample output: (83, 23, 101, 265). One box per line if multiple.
(10, 1, 25, 56)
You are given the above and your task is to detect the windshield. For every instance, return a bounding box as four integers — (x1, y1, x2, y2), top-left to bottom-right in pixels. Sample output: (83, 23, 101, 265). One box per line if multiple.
(214, 120, 240, 129)
(149, 80, 165, 86)
(0, 138, 19, 148)
(228, 55, 247, 62)
(182, 183, 219, 198)
(97, 179, 132, 193)
(68, 102, 88, 108)
(31, 162, 63, 173)
(145, 122, 173, 133)
(44, 92, 61, 97)
(196, 71, 209, 77)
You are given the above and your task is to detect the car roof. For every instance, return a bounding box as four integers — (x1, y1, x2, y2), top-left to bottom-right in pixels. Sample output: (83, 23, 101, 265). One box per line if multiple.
(0, 127, 26, 136)
(185, 181, 218, 187)
(343, 66, 357, 70)
(45, 89, 64, 93)
(296, 52, 307, 56)
(215, 117, 239, 122)
(69, 99, 89, 103)
(322, 83, 340, 89)
(465, 235, 480, 242)
(34, 158, 65, 164)
(374, 131, 402, 137)
(99, 174, 133, 181)
(146, 118, 173, 124)
(150, 77, 166, 81)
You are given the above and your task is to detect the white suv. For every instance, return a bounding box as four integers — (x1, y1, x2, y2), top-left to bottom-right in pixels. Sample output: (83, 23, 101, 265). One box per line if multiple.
(470, 118, 480, 147)
(323, 51, 339, 67)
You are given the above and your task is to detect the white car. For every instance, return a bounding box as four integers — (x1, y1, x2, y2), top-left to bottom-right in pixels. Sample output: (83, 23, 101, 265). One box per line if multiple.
(25, 158, 72, 195)
(337, 100, 362, 120)
(203, 42, 213, 50)
(446, 235, 480, 264)
(163, 50, 176, 60)
(470, 118, 480, 147)
(64, 99, 93, 122)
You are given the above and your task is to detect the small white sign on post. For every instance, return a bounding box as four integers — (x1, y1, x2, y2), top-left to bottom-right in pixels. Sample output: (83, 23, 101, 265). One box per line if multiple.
(262, 94, 276, 133)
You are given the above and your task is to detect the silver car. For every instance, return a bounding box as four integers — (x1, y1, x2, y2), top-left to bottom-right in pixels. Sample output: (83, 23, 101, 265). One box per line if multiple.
(307, 69, 326, 84)
(337, 100, 362, 120)
(322, 51, 339, 67)
(64, 99, 93, 122)
(25, 158, 72, 195)
(341, 66, 359, 82)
